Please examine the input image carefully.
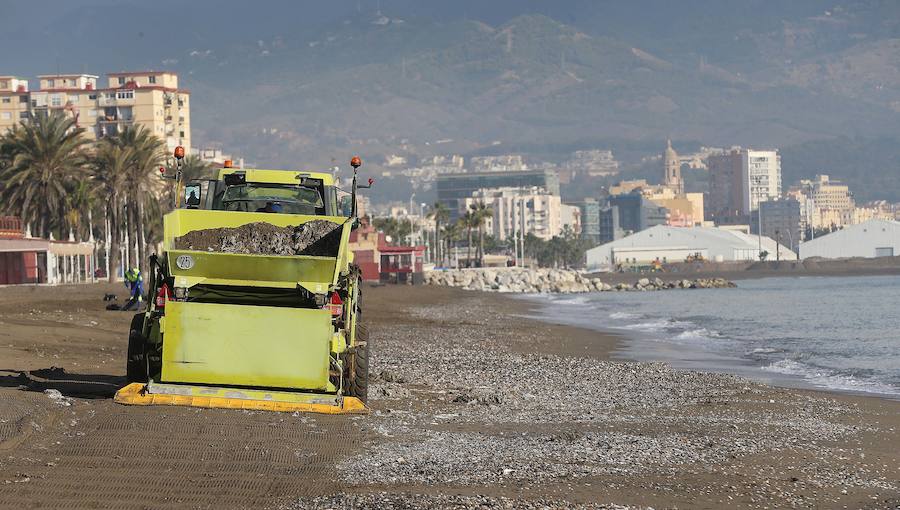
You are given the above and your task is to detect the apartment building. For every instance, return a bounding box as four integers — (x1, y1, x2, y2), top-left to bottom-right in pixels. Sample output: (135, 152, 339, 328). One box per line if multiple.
(750, 198, 801, 254)
(0, 71, 190, 151)
(803, 175, 854, 211)
(708, 148, 782, 220)
(436, 169, 560, 221)
(0, 77, 31, 132)
(460, 186, 563, 241)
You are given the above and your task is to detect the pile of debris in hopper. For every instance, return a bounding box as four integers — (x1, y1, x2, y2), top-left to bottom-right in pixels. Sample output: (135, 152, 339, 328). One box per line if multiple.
(174, 220, 342, 256)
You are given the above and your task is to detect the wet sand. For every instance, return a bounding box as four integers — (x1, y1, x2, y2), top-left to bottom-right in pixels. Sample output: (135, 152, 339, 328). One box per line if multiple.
(0, 283, 897, 509)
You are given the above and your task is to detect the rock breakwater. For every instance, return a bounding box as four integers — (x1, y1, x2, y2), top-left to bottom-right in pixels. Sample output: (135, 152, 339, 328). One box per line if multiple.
(424, 268, 735, 294)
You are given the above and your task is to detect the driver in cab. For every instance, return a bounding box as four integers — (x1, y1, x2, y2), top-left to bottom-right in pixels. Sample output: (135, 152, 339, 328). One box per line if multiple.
(257, 201, 283, 213)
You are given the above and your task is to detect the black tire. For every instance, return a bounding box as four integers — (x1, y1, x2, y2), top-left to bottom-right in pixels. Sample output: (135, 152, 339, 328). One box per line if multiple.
(344, 322, 369, 403)
(126, 313, 147, 383)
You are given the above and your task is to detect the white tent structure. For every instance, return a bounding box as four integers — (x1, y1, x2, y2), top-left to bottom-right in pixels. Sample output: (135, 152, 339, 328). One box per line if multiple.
(800, 219, 900, 259)
(586, 225, 796, 271)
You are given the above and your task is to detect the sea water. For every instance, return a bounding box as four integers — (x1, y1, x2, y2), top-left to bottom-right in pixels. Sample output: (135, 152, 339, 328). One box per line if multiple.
(529, 275, 900, 398)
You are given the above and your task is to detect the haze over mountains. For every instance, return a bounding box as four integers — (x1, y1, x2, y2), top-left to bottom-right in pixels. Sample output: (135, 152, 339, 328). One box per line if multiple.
(4, 0, 900, 200)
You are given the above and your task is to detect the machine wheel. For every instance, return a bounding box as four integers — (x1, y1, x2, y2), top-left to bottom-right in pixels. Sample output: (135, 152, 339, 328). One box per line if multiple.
(344, 322, 369, 403)
(126, 313, 147, 383)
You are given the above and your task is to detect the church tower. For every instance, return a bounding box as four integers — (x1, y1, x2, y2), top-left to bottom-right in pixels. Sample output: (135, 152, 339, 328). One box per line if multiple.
(664, 139, 683, 194)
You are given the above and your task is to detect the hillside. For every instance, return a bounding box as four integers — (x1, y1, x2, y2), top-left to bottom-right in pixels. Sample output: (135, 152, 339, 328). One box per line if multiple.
(3, 1, 900, 200)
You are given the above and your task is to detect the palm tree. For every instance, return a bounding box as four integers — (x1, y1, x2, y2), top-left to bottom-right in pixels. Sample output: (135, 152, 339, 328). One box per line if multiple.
(427, 202, 450, 266)
(442, 220, 464, 269)
(65, 178, 97, 242)
(0, 112, 88, 238)
(92, 141, 133, 282)
(110, 126, 166, 271)
(462, 210, 476, 268)
(470, 201, 493, 267)
(179, 154, 215, 183)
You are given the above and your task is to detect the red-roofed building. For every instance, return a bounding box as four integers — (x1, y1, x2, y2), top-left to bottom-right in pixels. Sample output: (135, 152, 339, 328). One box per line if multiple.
(348, 218, 425, 284)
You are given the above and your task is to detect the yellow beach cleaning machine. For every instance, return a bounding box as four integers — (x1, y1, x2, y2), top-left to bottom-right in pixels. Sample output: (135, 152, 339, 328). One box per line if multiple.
(115, 155, 372, 414)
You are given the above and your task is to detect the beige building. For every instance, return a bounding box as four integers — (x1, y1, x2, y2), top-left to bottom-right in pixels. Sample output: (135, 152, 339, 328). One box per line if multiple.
(0, 71, 190, 151)
(608, 178, 705, 227)
(790, 175, 856, 230)
(462, 186, 563, 241)
(0, 77, 31, 132)
(804, 175, 853, 211)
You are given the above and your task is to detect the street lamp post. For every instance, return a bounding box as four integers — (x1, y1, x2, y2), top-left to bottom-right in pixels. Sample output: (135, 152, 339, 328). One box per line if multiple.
(408, 193, 416, 246)
(752, 176, 763, 259)
(775, 230, 780, 261)
(420, 202, 427, 262)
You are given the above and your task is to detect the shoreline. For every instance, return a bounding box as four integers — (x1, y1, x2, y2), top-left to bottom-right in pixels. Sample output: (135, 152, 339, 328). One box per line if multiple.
(589, 258, 900, 284)
(513, 283, 900, 403)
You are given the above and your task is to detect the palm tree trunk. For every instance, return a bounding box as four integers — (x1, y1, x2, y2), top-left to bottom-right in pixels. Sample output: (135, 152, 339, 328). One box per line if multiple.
(137, 198, 146, 273)
(434, 222, 441, 266)
(478, 225, 485, 267)
(125, 197, 136, 269)
(108, 197, 121, 283)
(466, 227, 473, 268)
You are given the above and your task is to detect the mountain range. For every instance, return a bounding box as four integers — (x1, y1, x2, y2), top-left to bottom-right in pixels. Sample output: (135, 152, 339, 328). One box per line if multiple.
(3, 1, 900, 201)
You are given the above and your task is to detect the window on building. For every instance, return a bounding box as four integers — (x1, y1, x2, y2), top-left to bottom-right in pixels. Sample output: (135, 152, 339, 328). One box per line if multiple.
(19, 95, 27, 103)
(117, 77, 126, 85)
(1, 112, 11, 120)
(47, 79, 55, 88)
(178, 116, 184, 123)
(0, 81, 6, 89)
(148, 75, 156, 84)
(116, 90, 134, 100)
(50, 94, 62, 107)
(69, 94, 79, 102)
(1, 97, 9, 104)
(179, 131, 185, 138)
(88, 93, 97, 100)
(19, 111, 29, 119)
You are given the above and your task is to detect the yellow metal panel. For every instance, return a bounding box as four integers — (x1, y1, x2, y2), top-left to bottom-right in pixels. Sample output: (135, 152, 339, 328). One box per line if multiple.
(114, 383, 366, 414)
(217, 168, 335, 185)
(162, 301, 331, 390)
(167, 250, 337, 293)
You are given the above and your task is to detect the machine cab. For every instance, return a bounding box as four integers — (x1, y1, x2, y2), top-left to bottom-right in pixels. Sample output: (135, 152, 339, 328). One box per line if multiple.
(182, 167, 343, 217)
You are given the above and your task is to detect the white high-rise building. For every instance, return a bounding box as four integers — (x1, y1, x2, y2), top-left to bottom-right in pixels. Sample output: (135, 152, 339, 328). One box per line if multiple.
(740, 150, 781, 215)
(460, 186, 563, 241)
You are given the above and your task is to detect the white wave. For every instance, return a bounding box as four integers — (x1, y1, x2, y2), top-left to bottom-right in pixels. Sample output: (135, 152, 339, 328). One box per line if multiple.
(749, 348, 781, 355)
(674, 328, 720, 341)
(762, 359, 900, 396)
(621, 318, 692, 332)
(609, 311, 641, 320)
(553, 295, 592, 306)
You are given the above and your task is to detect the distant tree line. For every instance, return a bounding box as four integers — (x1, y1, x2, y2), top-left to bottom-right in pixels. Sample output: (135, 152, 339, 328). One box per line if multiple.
(381, 201, 593, 269)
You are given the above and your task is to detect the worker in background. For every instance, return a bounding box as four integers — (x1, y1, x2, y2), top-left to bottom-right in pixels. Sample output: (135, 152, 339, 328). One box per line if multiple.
(122, 267, 144, 311)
